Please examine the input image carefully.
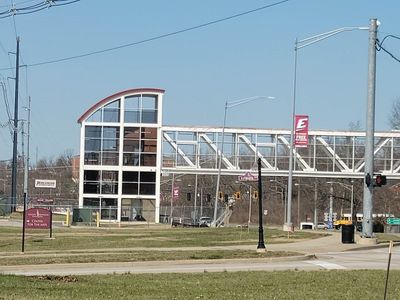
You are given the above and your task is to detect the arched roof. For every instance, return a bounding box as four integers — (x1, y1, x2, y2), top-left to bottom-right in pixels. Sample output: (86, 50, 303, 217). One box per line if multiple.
(77, 88, 165, 123)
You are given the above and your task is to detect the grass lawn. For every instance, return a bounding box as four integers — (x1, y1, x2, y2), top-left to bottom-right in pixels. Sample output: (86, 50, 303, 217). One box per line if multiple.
(1, 270, 399, 299)
(0, 226, 324, 252)
(0, 225, 320, 265)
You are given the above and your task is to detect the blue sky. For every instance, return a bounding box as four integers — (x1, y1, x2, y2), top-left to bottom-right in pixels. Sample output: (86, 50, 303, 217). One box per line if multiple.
(0, 0, 399, 162)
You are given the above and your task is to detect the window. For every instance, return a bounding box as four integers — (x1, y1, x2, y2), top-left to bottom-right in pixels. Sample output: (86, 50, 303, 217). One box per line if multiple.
(83, 170, 118, 195)
(124, 94, 158, 124)
(122, 171, 156, 196)
(87, 99, 120, 123)
(84, 126, 120, 166)
(123, 127, 157, 166)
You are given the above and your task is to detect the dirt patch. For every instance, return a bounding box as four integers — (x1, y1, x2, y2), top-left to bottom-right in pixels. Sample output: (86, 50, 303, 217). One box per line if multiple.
(37, 275, 78, 283)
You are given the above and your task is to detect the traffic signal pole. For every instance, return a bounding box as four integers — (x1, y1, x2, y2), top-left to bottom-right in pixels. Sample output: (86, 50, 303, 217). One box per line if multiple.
(362, 19, 378, 239)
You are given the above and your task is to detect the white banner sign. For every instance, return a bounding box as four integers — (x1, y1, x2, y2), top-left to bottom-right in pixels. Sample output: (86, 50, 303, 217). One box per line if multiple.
(35, 179, 57, 189)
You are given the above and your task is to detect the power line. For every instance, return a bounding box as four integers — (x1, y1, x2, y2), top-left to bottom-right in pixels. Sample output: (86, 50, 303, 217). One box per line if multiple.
(0, 0, 80, 19)
(376, 35, 400, 64)
(0, 0, 292, 70)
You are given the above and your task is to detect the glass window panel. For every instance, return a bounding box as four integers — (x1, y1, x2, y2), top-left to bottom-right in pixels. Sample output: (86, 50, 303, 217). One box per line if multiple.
(84, 170, 100, 181)
(101, 182, 118, 194)
(102, 171, 118, 181)
(140, 172, 156, 183)
(122, 183, 138, 195)
(103, 139, 119, 152)
(103, 108, 120, 122)
(85, 139, 101, 151)
(123, 140, 140, 152)
(123, 153, 140, 166)
(103, 127, 119, 139)
(85, 126, 101, 138)
(125, 96, 140, 110)
(84, 182, 100, 194)
(87, 110, 102, 122)
(142, 140, 157, 152)
(102, 152, 119, 165)
(141, 154, 157, 166)
(141, 110, 157, 123)
(124, 127, 140, 139)
(124, 111, 140, 123)
(142, 95, 157, 109)
(142, 127, 157, 139)
(84, 152, 100, 165)
(140, 183, 155, 195)
(83, 198, 99, 207)
(123, 171, 138, 182)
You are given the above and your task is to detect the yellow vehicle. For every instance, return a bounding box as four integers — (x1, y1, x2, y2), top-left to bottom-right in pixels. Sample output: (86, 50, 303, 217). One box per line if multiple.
(334, 214, 352, 229)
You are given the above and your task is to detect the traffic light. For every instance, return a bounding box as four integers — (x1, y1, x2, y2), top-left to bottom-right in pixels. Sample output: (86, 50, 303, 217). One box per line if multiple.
(252, 191, 258, 199)
(218, 191, 223, 200)
(375, 174, 387, 187)
(234, 191, 241, 200)
(206, 194, 211, 202)
(187, 193, 191, 201)
(224, 194, 229, 203)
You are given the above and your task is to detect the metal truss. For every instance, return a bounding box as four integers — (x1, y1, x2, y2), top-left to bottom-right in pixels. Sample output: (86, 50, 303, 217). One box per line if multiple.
(161, 126, 400, 179)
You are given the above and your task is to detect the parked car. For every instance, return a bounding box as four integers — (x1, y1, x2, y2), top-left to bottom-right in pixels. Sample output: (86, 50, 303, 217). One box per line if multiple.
(199, 217, 211, 227)
(317, 222, 328, 230)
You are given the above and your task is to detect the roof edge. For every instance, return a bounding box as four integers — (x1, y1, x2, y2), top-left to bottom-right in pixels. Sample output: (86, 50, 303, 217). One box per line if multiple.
(77, 88, 165, 123)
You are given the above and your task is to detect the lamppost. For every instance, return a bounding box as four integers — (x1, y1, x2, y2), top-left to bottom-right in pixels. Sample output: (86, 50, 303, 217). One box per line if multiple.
(285, 25, 369, 232)
(269, 179, 287, 224)
(212, 95, 275, 227)
(236, 180, 255, 230)
(294, 182, 313, 228)
(327, 181, 354, 222)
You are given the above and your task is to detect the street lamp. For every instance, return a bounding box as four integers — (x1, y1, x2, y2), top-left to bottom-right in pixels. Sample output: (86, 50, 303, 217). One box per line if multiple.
(285, 26, 369, 232)
(236, 180, 255, 231)
(326, 181, 354, 222)
(269, 179, 287, 224)
(294, 182, 313, 228)
(212, 95, 275, 227)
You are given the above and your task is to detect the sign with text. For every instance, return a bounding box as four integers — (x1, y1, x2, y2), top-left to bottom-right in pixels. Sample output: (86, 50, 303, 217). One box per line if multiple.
(294, 115, 309, 148)
(238, 172, 258, 182)
(173, 186, 180, 199)
(35, 179, 57, 189)
(25, 208, 51, 229)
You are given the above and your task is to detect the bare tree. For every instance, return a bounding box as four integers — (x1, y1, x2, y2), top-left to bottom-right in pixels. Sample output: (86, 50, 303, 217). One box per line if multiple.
(389, 98, 400, 129)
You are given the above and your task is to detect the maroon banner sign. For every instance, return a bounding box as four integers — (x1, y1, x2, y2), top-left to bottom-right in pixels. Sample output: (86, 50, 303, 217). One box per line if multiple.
(294, 115, 309, 148)
(25, 208, 51, 229)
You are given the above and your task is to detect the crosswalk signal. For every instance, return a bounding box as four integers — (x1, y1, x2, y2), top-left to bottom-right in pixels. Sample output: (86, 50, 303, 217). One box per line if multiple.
(187, 193, 191, 201)
(375, 174, 387, 187)
(218, 191, 223, 200)
(206, 194, 211, 202)
(234, 191, 241, 200)
(252, 191, 258, 199)
(224, 194, 229, 203)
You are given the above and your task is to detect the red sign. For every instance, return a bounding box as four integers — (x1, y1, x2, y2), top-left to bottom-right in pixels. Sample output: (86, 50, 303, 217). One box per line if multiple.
(25, 208, 51, 229)
(294, 115, 309, 148)
(238, 172, 258, 182)
(173, 186, 180, 199)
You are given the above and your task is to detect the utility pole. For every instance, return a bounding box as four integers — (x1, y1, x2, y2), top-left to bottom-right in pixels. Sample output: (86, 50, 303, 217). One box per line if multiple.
(23, 97, 31, 202)
(10, 36, 20, 213)
(362, 18, 378, 239)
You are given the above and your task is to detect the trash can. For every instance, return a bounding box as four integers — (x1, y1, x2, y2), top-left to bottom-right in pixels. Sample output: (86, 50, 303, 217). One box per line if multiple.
(341, 224, 355, 243)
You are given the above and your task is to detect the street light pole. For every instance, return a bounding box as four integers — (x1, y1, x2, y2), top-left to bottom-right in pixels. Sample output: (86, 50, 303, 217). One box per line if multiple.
(285, 25, 369, 232)
(212, 96, 274, 227)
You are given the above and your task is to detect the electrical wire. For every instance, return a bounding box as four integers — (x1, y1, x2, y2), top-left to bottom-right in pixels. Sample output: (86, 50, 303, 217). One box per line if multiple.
(376, 35, 400, 64)
(0, 0, 292, 70)
(0, 0, 80, 19)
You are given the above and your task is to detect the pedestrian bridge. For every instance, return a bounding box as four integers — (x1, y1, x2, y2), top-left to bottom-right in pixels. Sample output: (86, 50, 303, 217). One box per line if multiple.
(161, 126, 400, 179)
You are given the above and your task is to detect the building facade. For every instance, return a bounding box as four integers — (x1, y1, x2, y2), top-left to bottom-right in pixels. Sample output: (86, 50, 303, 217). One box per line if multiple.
(77, 88, 164, 223)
